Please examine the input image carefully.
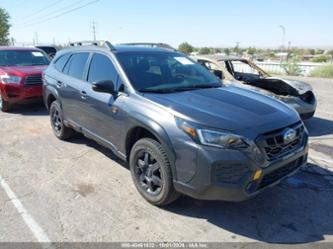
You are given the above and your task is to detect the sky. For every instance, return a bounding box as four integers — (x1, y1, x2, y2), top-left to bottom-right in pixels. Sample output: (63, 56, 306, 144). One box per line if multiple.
(1, 0, 333, 48)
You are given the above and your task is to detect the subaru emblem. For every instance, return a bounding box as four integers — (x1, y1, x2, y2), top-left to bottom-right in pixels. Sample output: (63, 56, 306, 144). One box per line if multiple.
(283, 128, 297, 143)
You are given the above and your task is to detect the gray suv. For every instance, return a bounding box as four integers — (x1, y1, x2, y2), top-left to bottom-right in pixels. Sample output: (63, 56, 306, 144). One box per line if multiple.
(43, 41, 309, 206)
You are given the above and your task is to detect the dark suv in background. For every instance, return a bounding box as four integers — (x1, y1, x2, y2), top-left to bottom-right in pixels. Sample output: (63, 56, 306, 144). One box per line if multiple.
(43, 41, 308, 206)
(36, 45, 57, 60)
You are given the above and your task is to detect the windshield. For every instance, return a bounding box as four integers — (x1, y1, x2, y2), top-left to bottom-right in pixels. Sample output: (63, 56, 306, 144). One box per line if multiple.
(117, 52, 221, 92)
(0, 50, 50, 67)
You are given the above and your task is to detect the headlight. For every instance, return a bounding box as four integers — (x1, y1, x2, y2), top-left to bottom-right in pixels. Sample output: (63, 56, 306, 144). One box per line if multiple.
(0, 75, 22, 84)
(176, 118, 248, 149)
(198, 129, 248, 149)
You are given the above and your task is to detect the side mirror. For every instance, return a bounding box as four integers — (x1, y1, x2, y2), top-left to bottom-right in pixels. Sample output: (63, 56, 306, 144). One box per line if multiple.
(213, 70, 224, 80)
(92, 80, 116, 94)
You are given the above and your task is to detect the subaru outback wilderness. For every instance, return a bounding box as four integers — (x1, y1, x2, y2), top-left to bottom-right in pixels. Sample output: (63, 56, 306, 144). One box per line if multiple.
(43, 41, 308, 206)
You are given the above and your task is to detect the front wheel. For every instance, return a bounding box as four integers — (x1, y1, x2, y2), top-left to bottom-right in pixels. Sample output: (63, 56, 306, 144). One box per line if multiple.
(129, 138, 180, 206)
(0, 91, 10, 112)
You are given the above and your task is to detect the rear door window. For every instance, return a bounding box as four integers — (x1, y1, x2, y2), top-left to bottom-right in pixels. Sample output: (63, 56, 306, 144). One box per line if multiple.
(64, 53, 89, 79)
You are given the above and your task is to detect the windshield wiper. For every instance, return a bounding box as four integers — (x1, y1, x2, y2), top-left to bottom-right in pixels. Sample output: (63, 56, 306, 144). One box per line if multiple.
(138, 88, 177, 93)
(138, 84, 221, 93)
(168, 84, 221, 91)
(187, 84, 221, 89)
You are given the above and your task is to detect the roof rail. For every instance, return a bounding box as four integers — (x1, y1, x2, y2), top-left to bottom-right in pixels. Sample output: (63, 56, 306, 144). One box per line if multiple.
(120, 42, 176, 51)
(69, 40, 116, 51)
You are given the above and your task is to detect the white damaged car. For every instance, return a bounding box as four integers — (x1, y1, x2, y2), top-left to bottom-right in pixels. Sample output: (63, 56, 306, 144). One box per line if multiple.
(194, 55, 317, 119)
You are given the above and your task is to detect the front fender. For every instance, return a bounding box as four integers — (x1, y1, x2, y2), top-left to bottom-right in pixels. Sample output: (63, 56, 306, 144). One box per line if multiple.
(124, 111, 178, 180)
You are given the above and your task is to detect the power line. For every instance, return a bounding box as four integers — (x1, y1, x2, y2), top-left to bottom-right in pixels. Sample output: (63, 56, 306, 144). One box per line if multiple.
(19, 0, 66, 22)
(18, 0, 100, 28)
(16, 0, 90, 27)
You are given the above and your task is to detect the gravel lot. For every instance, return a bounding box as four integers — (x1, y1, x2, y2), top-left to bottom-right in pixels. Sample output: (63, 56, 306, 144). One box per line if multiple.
(1, 76, 333, 244)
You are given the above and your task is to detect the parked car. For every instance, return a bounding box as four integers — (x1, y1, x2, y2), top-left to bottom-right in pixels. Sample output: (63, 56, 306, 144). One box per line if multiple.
(43, 41, 308, 206)
(36, 46, 57, 60)
(0, 47, 50, 111)
(194, 55, 317, 119)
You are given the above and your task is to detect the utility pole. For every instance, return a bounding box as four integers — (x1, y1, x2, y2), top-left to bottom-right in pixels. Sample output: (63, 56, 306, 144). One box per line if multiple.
(279, 25, 286, 62)
(279, 25, 286, 50)
(33, 32, 39, 45)
(35, 32, 39, 45)
(91, 20, 97, 41)
(235, 42, 240, 56)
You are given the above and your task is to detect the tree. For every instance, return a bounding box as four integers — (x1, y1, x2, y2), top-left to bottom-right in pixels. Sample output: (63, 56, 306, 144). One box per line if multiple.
(310, 55, 329, 63)
(0, 8, 10, 46)
(281, 55, 302, 76)
(308, 49, 315, 55)
(178, 42, 194, 54)
(224, 48, 230, 55)
(327, 50, 333, 56)
(199, 47, 211, 55)
(233, 45, 241, 55)
(315, 49, 325, 55)
(247, 46, 257, 55)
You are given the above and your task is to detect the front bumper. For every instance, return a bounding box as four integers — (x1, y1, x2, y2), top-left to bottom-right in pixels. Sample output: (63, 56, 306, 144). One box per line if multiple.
(1, 84, 43, 103)
(173, 136, 308, 202)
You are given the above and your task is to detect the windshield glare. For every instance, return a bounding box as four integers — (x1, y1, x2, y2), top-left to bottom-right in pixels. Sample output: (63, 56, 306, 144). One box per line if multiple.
(117, 52, 221, 92)
(0, 50, 50, 67)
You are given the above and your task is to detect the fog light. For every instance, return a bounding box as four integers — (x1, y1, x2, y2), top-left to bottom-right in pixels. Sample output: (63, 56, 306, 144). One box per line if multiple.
(253, 169, 263, 181)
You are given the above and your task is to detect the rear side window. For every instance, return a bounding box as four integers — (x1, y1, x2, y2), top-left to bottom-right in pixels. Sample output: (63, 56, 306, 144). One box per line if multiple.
(64, 53, 89, 79)
(88, 53, 118, 83)
(54, 53, 70, 72)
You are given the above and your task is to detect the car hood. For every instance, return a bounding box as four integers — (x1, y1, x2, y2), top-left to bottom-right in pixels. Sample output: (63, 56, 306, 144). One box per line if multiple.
(266, 77, 313, 94)
(0, 65, 47, 76)
(143, 86, 299, 133)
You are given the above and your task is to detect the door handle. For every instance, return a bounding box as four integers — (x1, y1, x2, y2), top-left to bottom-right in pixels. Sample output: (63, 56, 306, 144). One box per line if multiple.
(56, 81, 63, 88)
(111, 106, 118, 114)
(80, 91, 87, 100)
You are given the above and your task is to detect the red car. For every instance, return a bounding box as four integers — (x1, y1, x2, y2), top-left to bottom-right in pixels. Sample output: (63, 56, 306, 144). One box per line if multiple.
(0, 47, 50, 112)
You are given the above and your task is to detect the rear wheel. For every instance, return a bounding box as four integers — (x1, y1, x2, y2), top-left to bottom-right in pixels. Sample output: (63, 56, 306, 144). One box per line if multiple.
(129, 138, 180, 206)
(50, 101, 75, 140)
(0, 91, 10, 112)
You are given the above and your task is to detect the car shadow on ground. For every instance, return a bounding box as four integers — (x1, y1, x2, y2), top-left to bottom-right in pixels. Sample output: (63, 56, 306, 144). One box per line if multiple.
(68, 134, 129, 168)
(304, 117, 333, 137)
(5, 102, 48, 116)
(165, 163, 333, 243)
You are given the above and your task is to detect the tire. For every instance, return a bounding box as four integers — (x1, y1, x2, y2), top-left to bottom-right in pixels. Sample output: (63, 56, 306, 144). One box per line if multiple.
(0, 91, 10, 112)
(49, 101, 75, 140)
(129, 138, 180, 206)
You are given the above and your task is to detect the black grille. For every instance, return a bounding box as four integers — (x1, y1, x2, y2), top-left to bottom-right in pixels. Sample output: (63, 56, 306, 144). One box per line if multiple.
(214, 163, 249, 183)
(24, 75, 42, 86)
(256, 122, 305, 161)
(258, 156, 304, 189)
